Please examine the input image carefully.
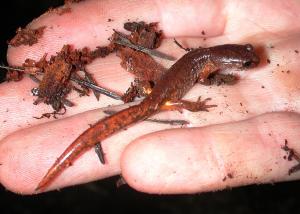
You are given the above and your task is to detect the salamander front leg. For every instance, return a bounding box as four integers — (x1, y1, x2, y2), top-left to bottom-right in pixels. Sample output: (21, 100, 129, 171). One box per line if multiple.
(199, 73, 238, 86)
(161, 97, 217, 113)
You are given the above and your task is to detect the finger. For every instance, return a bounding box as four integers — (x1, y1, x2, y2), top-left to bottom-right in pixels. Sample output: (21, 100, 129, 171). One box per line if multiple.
(7, 0, 224, 65)
(0, 103, 179, 194)
(121, 112, 300, 194)
(7, 0, 300, 65)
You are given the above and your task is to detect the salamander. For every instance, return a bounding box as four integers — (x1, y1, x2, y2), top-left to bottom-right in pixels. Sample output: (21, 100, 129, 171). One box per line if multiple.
(36, 43, 260, 191)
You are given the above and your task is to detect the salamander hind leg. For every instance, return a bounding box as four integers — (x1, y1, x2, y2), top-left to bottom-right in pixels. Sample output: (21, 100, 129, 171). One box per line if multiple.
(161, 97, 217, 113)
(94, 142, 105, 164)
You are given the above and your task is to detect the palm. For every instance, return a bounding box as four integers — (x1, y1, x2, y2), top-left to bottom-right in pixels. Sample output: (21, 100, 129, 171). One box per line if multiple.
(1, 0, 300, 194)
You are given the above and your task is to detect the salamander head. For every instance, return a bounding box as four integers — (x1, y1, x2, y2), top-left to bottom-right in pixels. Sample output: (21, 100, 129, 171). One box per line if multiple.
(210, 44, 260, 70)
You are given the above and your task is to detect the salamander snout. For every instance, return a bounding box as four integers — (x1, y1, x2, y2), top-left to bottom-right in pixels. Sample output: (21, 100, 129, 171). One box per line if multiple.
(211, 44, 260, 70)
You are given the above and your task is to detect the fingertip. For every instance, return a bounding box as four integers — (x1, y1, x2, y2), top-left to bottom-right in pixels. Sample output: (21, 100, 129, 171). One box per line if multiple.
(0, 132, 40, 195)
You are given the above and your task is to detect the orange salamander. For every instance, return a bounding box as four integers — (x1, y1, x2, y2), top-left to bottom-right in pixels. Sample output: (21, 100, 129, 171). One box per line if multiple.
(36, 43, 260, 191)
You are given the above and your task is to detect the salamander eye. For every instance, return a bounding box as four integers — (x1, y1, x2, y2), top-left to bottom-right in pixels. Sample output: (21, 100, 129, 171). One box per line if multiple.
(245, 44, 254, 51)
(243, 60, 253, 67)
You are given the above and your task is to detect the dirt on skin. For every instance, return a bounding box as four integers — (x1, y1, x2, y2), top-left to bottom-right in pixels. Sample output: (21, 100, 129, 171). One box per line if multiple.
(8, 26, 46, 47)
(281, 139, 300, 175)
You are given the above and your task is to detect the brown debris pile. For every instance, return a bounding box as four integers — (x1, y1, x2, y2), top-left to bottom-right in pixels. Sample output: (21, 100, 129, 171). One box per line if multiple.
(119, 48, 166, 82)
(5, 69, 23, 81)
(8, 44, 115, 112)
(5, 21, 165, 114)
(32, 53, 72, 111)
(123, 21, 163, 49)
(8, 26, 46, 47)
(112, 22, 165, 102)
(281, 139, 300, 175)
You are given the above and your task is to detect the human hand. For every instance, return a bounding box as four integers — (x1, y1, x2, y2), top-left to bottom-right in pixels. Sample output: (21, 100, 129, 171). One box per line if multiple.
(1, 0, 300, 194)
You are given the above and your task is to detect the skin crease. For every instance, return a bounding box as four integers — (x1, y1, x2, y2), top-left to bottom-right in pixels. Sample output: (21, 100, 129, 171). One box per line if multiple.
(1, 0, 300, 194)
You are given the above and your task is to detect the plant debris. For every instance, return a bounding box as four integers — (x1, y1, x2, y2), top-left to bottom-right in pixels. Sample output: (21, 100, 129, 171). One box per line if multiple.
(117, 47, 166, 102)
(123, 21, 163, 49)
(4, 20, 168, 116)
(4, 20, 236, 116)
(222, 173, 234, 181)
(29, 44, 115, 111)
(5, 43, 117, 113)
(8, 26, 46, 47)
(94, 143, 105, 164)
(5, 69, 23, 81)
(33, 55, 72, 111)
(281, 139, 300, 175)
(33, 107, 66, 119)
(112, 29, 173, 60)
(111, 21, 170, 102)
(118, 47, 166, 81)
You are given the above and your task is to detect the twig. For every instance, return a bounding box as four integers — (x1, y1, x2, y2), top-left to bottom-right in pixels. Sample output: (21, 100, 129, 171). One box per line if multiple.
(113, 30, 176, 61)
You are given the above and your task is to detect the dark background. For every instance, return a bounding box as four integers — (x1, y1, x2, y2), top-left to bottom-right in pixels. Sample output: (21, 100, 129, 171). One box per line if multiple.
(0, 0, 300, 213)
